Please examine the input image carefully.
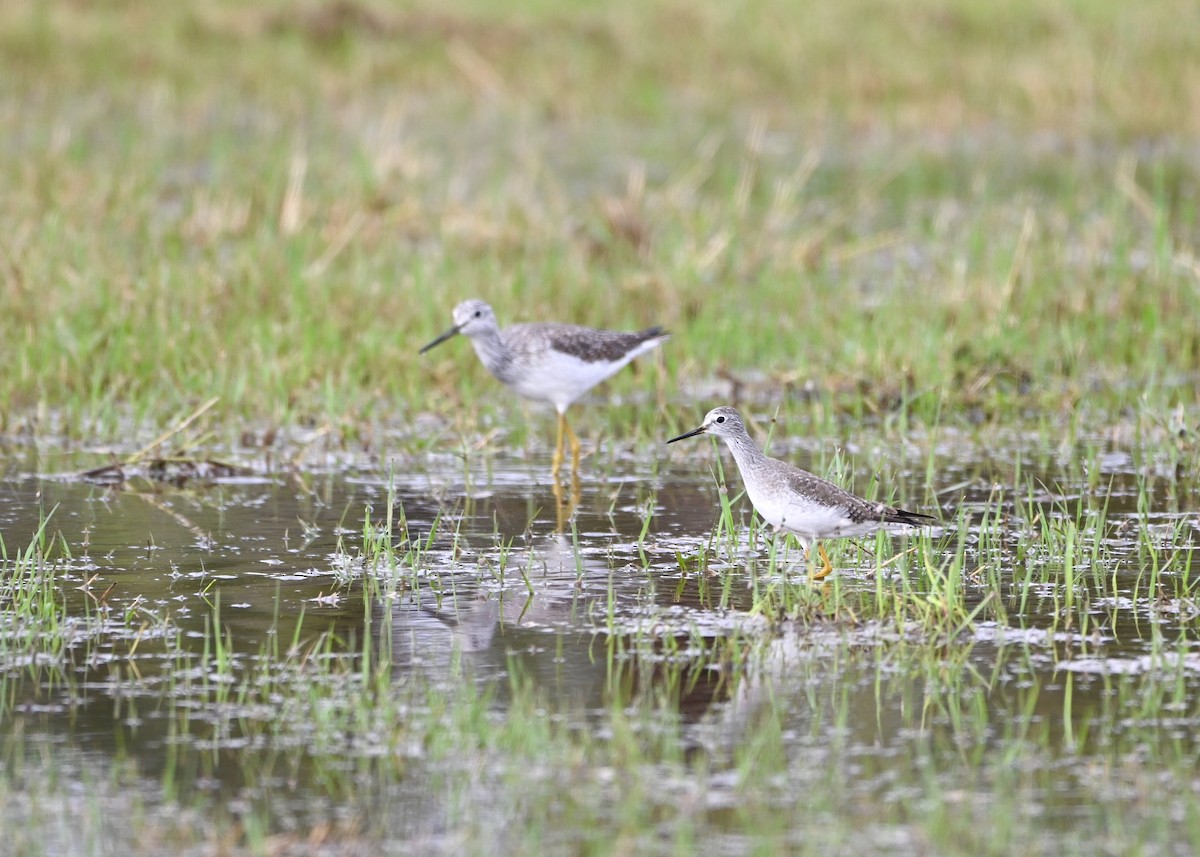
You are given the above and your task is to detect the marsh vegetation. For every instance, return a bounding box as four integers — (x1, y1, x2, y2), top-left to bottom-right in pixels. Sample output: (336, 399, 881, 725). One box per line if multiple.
(1, 0, 1199, 853)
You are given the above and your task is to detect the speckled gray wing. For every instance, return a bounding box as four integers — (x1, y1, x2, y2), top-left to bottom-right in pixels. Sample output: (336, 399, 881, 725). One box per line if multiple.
(784, 467, 936, 526)
(547, 325, 667, 363)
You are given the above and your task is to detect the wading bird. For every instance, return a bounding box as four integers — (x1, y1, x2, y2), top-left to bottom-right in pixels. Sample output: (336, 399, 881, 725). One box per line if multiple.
(421, 299, 669, 479)
(667, 406, 936, 578)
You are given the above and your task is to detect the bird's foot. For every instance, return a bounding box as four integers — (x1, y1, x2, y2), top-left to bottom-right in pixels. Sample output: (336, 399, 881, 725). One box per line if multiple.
(808, 543, 834, 581)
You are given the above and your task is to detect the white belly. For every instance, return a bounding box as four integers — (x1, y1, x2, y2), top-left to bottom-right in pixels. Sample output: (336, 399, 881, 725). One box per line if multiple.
(507, 353, 632, 410)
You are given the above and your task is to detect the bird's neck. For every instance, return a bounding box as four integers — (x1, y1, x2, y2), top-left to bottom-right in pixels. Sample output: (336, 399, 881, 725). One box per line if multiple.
(721, 433, 768, 472)
(467, 329, 513, 378)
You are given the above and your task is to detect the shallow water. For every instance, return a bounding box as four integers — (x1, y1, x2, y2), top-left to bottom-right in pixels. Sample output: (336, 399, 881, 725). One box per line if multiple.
(2, 425, 1199, 847)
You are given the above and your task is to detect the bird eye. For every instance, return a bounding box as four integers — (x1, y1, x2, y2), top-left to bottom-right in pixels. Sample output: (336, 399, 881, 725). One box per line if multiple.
(474, 310, 482, 318)
(715, 416, 725, 423)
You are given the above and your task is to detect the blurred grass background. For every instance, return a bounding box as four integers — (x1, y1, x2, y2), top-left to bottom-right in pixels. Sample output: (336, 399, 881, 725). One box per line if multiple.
(1, 0, 1198, 440)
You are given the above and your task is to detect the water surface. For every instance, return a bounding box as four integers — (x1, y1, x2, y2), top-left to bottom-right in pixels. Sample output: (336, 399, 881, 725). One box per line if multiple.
(2, 425, 1199, 847)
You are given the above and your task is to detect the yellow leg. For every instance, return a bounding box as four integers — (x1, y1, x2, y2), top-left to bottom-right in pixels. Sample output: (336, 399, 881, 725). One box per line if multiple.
(564, 416, 581, 471)
(552, 476, 566, 532)
(552, 412, 566, 480)
(809, 543, 834, 580)
(551, 462, 580, 533)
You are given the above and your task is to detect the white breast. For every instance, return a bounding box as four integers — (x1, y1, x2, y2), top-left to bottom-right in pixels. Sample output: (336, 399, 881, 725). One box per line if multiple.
(508, 352, 630, 410)
(745, 482, 854, 539)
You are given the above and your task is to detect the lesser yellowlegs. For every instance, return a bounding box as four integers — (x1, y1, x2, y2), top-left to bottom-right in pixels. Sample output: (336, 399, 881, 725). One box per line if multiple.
(667, 406, 936, 578)
(420, 299, 669, 477)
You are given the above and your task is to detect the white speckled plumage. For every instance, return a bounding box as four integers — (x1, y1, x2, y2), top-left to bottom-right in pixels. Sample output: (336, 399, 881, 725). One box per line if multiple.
(668, 406, 935, 576)
(421, 299, 669, 475)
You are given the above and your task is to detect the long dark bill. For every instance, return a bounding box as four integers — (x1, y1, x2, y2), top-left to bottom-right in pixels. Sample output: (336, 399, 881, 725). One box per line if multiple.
(666, 425, 707, 444)
(418, 324, 462, 354)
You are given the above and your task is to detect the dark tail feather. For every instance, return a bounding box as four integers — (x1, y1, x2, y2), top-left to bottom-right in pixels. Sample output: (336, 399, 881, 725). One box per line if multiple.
(640, 326, 669, 340)
(888, 507, 939, 527)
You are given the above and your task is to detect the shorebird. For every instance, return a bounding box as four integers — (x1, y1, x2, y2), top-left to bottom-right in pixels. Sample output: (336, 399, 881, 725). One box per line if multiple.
(420, 299, 669, 478)
(667, 406, 936, 578)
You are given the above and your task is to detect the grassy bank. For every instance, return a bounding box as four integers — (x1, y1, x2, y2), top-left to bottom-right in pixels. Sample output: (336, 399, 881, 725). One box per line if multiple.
(0, 0, 1197, 445)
